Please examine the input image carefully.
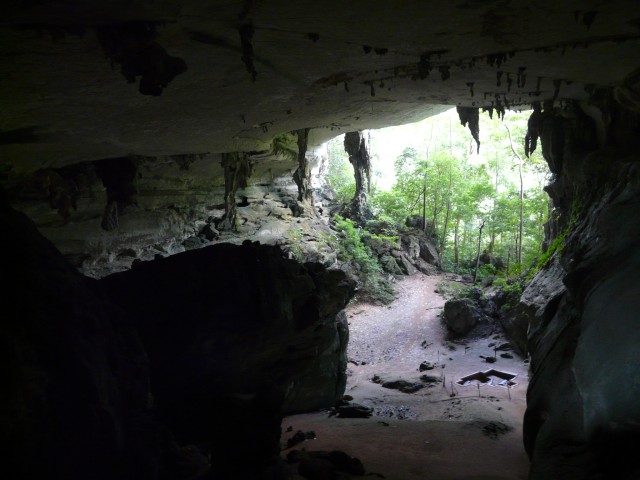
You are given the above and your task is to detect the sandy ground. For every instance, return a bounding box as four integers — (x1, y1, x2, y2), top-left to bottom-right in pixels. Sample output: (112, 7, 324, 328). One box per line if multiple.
(282, 273, 531, 479)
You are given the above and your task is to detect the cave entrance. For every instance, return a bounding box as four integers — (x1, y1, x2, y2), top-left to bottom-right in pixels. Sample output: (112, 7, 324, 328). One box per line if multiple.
(283, 108, 548, 478)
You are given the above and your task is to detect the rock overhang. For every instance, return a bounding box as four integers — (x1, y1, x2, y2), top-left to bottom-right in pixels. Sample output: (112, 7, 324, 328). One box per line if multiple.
(1, 0, 639, 172)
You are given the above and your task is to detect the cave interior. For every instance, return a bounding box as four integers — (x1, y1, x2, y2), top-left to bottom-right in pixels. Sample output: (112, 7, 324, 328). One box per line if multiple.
(1, 1, 640, 479)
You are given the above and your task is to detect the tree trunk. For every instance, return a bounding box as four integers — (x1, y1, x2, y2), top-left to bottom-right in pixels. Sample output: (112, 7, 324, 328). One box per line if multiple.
(422, 176, 427, 233)
(505, 124, 524, 265)
(440, 169, 453, 263)
(440, 200, 451, 263)
(293, 128, 312, 203)
(473, 219, 485, 284)
(518, 158, 524, 264)
(454, 218, 460, 271)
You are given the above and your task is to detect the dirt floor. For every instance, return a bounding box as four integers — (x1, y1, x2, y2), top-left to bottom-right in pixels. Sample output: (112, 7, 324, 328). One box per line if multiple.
(282, 272, 531, 479)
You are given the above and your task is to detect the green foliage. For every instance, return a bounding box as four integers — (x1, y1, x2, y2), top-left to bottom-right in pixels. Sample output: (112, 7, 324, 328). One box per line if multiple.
(333, 215, 395, 304)
(525, 201, 580, 281)
(368, 190, 407, 225)
(476, 263, 497, 280)
(271, 133, 298, 161)
(493, 277, 524, 310)
(364, 215, 401, 238)
(286, 227, 305, 261)
(367, 108, 550, 278)
(435, 280, 476, 300)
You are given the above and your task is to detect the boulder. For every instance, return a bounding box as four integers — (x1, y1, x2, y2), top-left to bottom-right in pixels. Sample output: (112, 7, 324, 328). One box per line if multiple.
(392, 251, 417, 275)
(199, 223, 219, 241)
(443, 298, 482, 336)
(479, 252, 505, 271)
(102, 242, 356, 476)
(418, 236, 440, 266)
(400, 234, 421, 260)
(380, 254, 403, 275)
(182, 235, 203, 250)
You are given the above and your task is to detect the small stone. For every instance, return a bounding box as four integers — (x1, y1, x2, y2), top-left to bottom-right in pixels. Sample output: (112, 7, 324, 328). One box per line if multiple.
(419, 361, 435, 371)
(420, 374, 439, 383)
(500, 353, 514, 359)
(335, 403, 373, 418)
(200, 224, 219, 241)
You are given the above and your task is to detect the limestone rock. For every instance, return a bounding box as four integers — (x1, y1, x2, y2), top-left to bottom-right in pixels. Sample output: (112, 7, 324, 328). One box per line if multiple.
(443, 298, 482, 336)
(392, 251, 417, 275)
(380, 254, 403, 275)
(418, 236, 440, 266)
(400, 234, 421, 260)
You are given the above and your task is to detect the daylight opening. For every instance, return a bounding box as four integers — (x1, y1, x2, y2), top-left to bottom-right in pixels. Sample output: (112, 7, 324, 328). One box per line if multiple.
(282, 107, 548, 479)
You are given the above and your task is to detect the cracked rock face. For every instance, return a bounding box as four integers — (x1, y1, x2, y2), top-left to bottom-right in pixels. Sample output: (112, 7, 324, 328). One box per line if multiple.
(2, 1, 640, 170)
(2, 198, 355, 479)
(521, 100, 640, 480)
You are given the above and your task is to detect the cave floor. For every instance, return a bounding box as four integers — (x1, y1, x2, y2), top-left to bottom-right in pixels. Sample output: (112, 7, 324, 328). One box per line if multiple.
(282, 273, 530, 480)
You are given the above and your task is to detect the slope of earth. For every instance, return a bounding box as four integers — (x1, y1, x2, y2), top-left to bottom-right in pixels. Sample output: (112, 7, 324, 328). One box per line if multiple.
(282, 273, 530, 480)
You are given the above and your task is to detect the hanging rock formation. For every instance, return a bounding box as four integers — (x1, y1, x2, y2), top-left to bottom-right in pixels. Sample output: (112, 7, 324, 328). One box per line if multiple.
(456, 106, 481, 153)
(342, 131, 373, 224)
(293, 128, 312, 203)
(219, 152, 252, 231)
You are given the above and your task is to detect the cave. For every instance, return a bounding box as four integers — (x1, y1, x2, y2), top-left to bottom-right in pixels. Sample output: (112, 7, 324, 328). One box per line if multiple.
(1, 1, 640, 479)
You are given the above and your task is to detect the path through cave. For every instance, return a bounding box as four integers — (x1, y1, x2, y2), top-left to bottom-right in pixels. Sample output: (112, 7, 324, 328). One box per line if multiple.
(282, 273, 530, 480)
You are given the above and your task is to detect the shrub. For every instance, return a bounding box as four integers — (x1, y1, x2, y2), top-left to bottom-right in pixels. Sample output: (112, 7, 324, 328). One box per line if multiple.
(333, 215, 395, 304)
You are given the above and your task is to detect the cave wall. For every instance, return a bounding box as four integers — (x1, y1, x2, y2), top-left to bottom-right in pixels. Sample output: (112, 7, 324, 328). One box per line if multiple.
(522, 98, 640, 479)
(0, 195, 160, 480)
(1, 193, 355, 479)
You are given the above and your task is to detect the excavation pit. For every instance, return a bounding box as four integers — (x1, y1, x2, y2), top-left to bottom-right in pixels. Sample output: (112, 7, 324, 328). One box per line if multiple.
(456, 369, 518, 388)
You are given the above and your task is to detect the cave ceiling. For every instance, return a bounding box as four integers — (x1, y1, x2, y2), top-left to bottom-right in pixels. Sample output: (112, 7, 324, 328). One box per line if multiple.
(1, 0, 640, 172)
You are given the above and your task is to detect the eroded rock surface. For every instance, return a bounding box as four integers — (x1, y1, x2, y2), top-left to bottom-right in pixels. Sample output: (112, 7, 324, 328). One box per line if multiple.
(443, 297, 483, 336)
(2, 194, 356, 479)
(523, 99, 640, 479)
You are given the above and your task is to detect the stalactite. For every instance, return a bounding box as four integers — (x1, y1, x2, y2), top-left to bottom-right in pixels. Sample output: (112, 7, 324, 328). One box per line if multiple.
(95, 157, 138, 231)
(467, 82, 475, 97)
(517, 67, 527, 88)
(553, 79, 563, 102)
(456, 106, 480, 153)
(524, 102, 542, 157)
(239, 23, 257, 82)
(418, 53, 430, 79)
(343, 131, 372, 224)
(293, 128, 312, 203)
(220, 152, 252, 230)
(96, 23, 187, 96)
